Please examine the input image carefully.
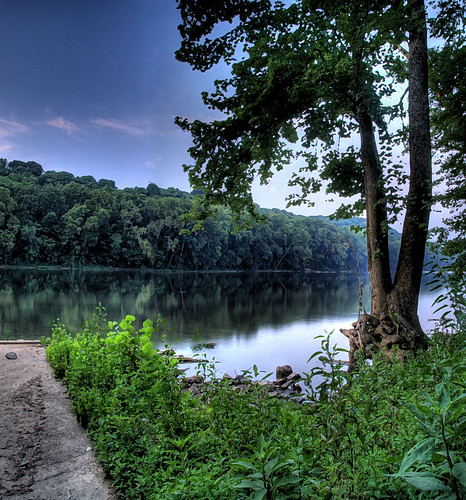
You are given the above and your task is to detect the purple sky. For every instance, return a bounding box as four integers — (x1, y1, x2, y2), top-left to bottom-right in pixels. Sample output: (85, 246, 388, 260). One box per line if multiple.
(1, 1, 212, 186)
(0, 0, 447, 227)
(0, 0, 353, 218)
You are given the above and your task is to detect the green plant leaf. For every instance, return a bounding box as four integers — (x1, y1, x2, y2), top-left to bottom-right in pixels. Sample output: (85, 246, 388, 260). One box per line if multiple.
(398, 437, 435, 475)
(232, 461, 258, 471)
(436, 383, 451, 413)
(274, 474, 302, 489)
(142, 318, 153, 329)
(402, 472, 450, 492)
(252, 489, 268, 500)
(307, 350, 323, 362)
(139, 334, 150, 345)
(452, 462, 466, 487)
(234, 478, 264, 490)
(264, 456, 280, 478)
(141, 342, 153, 353)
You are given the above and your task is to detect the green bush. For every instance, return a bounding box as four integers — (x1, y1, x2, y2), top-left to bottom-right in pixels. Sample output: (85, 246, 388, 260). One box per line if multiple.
(44, 306, 465, 499)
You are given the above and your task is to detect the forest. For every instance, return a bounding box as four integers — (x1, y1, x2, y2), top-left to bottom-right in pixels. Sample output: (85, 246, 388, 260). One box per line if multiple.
(0, 158, 404, 272)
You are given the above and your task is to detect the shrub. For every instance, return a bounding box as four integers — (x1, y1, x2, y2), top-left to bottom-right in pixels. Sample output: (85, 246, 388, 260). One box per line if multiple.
(43, 305, 465, 499)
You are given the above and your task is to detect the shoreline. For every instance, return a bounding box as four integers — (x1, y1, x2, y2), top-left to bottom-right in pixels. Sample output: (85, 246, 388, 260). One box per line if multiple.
(0, 342, 115, 499)
(0, 264, 353, 275)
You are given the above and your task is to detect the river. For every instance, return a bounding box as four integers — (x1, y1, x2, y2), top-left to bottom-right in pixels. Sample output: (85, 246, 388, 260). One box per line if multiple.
(0, 269, 446, 377)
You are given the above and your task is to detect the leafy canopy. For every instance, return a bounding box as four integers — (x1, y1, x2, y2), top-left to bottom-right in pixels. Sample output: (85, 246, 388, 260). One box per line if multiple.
(175, 0, 422, 225)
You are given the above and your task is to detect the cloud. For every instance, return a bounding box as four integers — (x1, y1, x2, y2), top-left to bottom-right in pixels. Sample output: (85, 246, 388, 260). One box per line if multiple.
(0, 119, 29, 156)
(0, 144, 13, 155)
(45, 116, 79, 134)
(90, 118, 150, 137)
(0, 118, 28, 138)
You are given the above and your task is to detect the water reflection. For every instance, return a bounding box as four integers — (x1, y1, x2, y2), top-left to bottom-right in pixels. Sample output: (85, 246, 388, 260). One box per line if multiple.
(0, 269, 444, 376)
(0, 270, 366, 339)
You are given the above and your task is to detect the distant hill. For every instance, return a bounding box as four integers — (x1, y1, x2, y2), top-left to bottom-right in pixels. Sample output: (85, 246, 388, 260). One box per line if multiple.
(0, 158, 419, 272)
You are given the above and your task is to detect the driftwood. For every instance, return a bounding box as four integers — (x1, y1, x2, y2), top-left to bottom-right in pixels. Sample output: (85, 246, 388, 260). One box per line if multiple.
(157, 349, 208, 363)
(174, 354, 209, 363)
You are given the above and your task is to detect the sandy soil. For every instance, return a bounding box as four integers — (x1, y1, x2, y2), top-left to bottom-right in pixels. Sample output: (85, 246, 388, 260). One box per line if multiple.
(0, 342, 115, 499)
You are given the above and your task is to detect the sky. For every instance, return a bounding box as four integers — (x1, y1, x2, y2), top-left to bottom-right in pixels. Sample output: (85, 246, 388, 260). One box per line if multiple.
(0, 1, 202, 188)
(0, 0, 447, 226)
(0, 0, 351, 218)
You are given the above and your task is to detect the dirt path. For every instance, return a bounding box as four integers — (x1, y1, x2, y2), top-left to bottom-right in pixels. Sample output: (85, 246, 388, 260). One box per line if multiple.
(0, 342, 115, 499)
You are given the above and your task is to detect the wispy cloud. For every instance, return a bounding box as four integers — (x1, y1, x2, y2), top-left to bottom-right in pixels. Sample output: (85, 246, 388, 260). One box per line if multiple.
(0, 144, 13, 155)
(0, 119, 29, 156)
(0, 118, 28, 138)
(45, 116, 79, 134)
(90, 117, 151, 137)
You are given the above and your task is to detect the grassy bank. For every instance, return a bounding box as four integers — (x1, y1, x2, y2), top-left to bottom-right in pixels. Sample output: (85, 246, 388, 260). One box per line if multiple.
(42, 309, 465, 499)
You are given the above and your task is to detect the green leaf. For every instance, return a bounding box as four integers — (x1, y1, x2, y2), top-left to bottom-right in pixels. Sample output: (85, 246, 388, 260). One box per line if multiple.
(307, 350, 322, 362)
(274, 475, 302, 489)
(452, 462, 466, 487)
(249, 472, 263, 479)
(398, 438, 435, 475)
(234, 478, 264, 490)
(264, 457, 280, 478)
(402, 472, 450, 492)
(141, 342, 153, 353)
(232, 461, 258, 471)
(257, 434, 265, 453)
(139, 334, 150, 344)
(281, 121, 298, 143)
(252, 489, 268, 500)
(436, 383, 452, 413)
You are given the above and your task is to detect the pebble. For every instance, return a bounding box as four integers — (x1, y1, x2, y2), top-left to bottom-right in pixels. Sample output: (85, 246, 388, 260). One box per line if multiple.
(5, 352, 17, 360)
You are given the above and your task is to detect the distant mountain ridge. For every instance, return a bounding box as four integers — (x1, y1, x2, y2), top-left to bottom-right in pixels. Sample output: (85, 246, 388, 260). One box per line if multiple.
(0, 159, 421, 271)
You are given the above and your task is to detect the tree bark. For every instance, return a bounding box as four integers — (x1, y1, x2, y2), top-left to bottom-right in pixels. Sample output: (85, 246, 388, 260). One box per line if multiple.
(390, 0, 431, 344)
(359, 112, 392, 315)
(342, 0, 431, 367)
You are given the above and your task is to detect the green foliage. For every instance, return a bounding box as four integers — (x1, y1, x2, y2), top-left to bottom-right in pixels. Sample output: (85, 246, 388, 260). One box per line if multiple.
(428, 12, 465, 315)
(173, 0, 448, 239)
(232, 434, 301, 500)
(43, 302, 465, 499)
(0, 158, 379, 272)
(306, 332, 351, 402)
(391, 347, 466, 498)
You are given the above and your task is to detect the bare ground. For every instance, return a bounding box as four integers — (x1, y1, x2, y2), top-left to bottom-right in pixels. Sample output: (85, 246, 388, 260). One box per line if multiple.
(0, 342, 115, 500)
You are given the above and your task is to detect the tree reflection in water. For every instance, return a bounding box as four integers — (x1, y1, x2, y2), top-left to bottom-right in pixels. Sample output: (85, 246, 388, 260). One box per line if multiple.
(0, 269, 439, 376)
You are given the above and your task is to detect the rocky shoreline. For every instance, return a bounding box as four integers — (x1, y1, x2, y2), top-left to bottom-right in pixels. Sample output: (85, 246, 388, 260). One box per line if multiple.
(179, 364, 306, 401)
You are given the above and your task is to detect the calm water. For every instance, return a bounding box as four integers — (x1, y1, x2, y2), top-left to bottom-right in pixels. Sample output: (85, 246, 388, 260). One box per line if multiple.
(0, 269, 445, 377)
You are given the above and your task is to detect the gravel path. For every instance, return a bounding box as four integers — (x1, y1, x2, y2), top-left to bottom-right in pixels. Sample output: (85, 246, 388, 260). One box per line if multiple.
(0, 342, 115, 499)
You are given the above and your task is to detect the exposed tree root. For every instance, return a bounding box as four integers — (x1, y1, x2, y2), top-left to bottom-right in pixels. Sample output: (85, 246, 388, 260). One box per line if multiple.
(341, 313, 429, 371)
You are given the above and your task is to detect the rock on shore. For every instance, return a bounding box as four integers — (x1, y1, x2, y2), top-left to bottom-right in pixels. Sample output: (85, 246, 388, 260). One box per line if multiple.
(180, 364, 304, 400)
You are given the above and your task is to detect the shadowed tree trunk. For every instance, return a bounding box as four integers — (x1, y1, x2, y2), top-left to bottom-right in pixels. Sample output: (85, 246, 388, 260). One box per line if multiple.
(342, 0, 431, 368)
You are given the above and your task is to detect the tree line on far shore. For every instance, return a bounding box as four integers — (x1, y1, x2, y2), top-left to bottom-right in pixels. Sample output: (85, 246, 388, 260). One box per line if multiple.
(0, 158, 407, 272)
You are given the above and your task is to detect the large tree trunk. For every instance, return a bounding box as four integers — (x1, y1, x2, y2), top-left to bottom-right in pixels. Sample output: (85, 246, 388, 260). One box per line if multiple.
(389, 0, 431, 348)
(342, 0, 431, 368)
(359, 111, 392, 315)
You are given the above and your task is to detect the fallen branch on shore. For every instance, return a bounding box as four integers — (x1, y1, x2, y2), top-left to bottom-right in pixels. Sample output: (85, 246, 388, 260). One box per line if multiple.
(157, 349, 209, 363)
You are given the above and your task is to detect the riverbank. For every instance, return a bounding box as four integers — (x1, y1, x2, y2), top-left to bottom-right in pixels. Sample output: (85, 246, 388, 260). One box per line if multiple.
(40, 316, 465, 498)
(0, 341, 115, 499)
